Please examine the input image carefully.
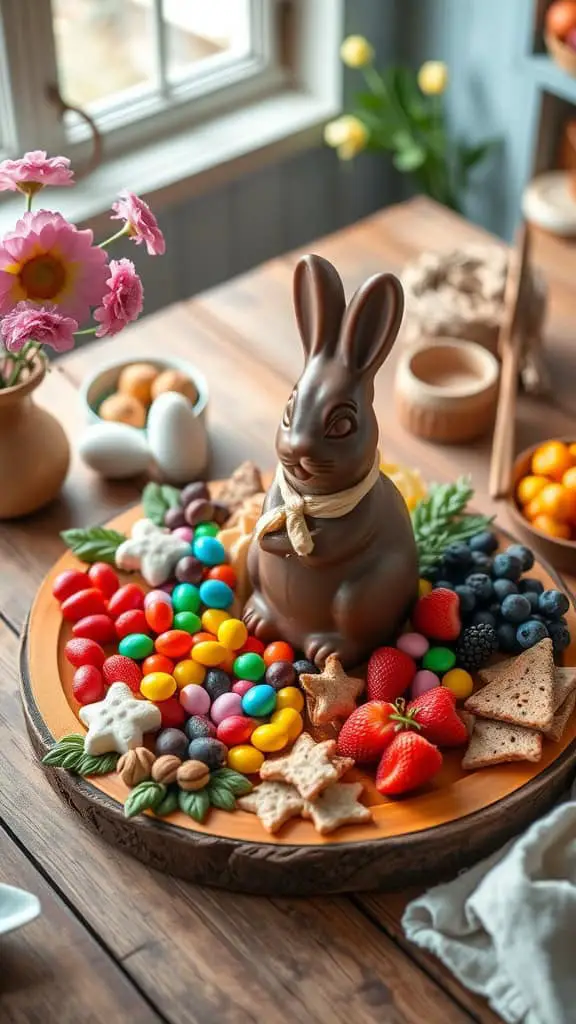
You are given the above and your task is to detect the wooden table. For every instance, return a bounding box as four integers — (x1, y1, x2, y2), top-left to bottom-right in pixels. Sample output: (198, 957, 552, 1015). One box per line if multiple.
(2, 196, 575, 1024)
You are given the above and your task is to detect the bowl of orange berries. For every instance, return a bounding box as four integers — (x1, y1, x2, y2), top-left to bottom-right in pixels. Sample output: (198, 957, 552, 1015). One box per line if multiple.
(510, 438, 576, 573)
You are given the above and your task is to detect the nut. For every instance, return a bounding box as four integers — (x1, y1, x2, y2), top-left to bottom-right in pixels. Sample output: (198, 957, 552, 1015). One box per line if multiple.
(117, 747, 156, 788)
(151, 754, 182, 785)
(177, 759, 210, 791)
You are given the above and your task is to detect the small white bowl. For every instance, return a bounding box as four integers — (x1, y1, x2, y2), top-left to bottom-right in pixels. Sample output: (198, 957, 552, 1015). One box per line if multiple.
(80, 355, 209, 428)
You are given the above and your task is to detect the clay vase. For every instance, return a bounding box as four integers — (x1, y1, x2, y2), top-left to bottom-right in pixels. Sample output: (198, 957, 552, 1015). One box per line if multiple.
(0, 358, 70, 519)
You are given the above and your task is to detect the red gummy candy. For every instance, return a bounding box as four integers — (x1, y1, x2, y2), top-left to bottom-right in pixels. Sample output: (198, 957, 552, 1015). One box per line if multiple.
(206, 565, 237, 589)
(216, 715, 256, 746)
(52, 569, 88, 603)
(72, 665, 105, 705)
(72, 614, 116, 644)
(115, 609, 149, 640)
(64, 637, 106, 669)
(153, 696, 187, 729)
(88, 562, 120, 599)
(239, 636, 265, 656)
(145, 599, 174, 634)
(61, 588, 108, 622)
(102, 654, 142, 691)
(107, 583, 145, 619)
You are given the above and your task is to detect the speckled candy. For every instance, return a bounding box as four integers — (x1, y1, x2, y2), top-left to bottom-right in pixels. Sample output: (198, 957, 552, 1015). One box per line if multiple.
(232, 679, 253, 697)
(180, 684, 211, 716)
(227, 745, 264, 774)
(140, 672, 177, 701)
(145, 599, 173, 634)
(155, 629, 193, 659)
(173, 659, 206, 687)
(210, 692, 243, 724)
(198, 579, 234, 610)
(265, 660, 296, 690)
(173, 611, 202, 634)
(397, 632, 430, 659)
(172, 583, 201, 614)
(202, 608, 230, 634)
(203, 669, 231, 702)
(193, 535, 226, 566)
(187, 737, 227, 769)
(241, 683, 276, 717)
(185, 715, 216, 741)
(411, 669, 440, 699)
(233, 652, 266, 682)
(192, 640, 227, 667)
(118, 633, 154, 660)
(217, 618, 248, 651)
(275, 686, 304, 713)
(216, 715, 256, 746)
(422, 647, 456, 673)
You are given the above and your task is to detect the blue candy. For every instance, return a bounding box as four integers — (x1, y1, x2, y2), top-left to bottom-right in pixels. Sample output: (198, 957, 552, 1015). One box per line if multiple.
(198, 578, 234, 610)
(193, 535, 226, 567)
(241, 684, 277, 718)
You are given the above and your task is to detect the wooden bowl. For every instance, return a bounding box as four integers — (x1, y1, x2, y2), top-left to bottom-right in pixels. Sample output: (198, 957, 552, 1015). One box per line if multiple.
(545, 32, 576, 78)
(507, 438, 576, 574)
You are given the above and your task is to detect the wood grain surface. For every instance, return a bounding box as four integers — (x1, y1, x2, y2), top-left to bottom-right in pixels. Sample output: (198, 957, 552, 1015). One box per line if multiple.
(3, 197, 576, 1022)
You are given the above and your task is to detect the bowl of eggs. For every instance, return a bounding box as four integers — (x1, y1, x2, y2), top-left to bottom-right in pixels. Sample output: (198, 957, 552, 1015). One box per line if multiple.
(508, 437, 576, 574)
(78, 357, 209, 483)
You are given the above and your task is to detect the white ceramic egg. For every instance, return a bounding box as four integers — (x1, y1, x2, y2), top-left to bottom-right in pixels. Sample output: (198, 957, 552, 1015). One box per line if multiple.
(147, 392, 208, 484)
(78, 422, 150, 479)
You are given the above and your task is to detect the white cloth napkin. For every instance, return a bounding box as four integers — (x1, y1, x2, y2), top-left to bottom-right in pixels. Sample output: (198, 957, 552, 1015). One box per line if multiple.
(403, 796, 576, 1024)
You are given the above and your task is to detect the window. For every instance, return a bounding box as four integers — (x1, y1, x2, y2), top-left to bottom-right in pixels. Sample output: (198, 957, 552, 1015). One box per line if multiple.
(0, 0, 286, 160)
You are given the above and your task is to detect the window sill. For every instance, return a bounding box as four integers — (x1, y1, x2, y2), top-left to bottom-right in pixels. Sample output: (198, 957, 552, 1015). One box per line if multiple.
(0, 87, 340, 232)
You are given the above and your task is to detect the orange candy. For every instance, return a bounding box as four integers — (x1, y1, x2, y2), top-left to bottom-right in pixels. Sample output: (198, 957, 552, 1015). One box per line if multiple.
(536, 483, 576, 523)
(263, 641, 295, 666)
(155, 629, 194, 658)
(190, 631, 217, 646)
(516, 474, 548, 506)
(531, 441, 572, 482)
(142, 653, 175, 675)
(207, 564, 237, 589)
(563, 466, 576, 492)
(532, 514, 571, 539)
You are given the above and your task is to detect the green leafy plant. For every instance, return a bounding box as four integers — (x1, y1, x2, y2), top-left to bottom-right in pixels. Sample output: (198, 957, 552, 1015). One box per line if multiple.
(60, 526, 126, 564)
(411, 476, 494, 574)
(42, 734, 120, 776)
(124, 781, 167, 818)
(142, 482, 182, 526)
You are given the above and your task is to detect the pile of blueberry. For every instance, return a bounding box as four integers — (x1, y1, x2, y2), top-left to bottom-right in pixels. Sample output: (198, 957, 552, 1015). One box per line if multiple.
(426, 530, 571, 658)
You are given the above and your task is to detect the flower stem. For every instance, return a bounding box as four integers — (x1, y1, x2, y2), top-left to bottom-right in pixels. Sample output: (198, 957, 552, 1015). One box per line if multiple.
(98, 224, 129, 248)
(73, 327, 97, 336)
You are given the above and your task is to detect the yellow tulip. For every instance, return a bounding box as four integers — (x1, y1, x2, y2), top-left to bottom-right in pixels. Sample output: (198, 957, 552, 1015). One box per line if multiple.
(417, 60, 449, 96)
(324, 115, 368, 161)
(340, 35, 374, 69)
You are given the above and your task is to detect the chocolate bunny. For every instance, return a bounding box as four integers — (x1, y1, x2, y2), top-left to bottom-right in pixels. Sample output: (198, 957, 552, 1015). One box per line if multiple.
(243, 254, 418, 668)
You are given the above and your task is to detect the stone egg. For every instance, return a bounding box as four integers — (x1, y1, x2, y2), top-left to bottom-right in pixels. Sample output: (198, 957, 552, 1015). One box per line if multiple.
(78, 422, 150, 479)
(147, 392, 208, 484)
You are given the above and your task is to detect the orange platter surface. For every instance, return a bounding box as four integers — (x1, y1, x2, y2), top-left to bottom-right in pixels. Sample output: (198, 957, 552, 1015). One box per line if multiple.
(27, 504, 576, 847)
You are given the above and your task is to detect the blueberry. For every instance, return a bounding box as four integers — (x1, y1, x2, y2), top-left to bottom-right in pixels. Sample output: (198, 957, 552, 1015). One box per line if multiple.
(469, 530, 499, 554)
(455, 584, 476, 614)
(292, 659, 318, 677)
(547, 620, 571, 654)
(492, 553, 523, 581)
(518, 577, 544, 596)
(538, 589, 570, 620)
(185, 715, 217, 742)
(500, 593, 532, 624)
(524, 590, 540, 613)
(187, 737, 227, 769)
(497, 622, 520, 653)
(470, 551, 493, 573)
(516, 620, 549, 649)
(465, 573, 494, 604)
(488, 602, 502, 619)
(493, 578, 518, 602)
(433, 579, 455, 591)
(506, 543, 534, 572)
(443, 542, 473, 571)
(530, 613, 547, 624)
(203, 669, 231, 702)
(470, 610, 497, 628)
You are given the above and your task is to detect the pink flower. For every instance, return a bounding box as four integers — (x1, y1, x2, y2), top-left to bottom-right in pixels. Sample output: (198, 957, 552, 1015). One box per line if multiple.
(0, 210, 109, 322)
(94, 259, 144, 337)
(0, 302, 78, 354)
(111, 191, 166, 256)
(0, 151, 74, 194)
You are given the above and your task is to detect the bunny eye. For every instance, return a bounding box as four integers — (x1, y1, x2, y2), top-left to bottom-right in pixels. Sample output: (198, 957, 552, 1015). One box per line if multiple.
(326, 416, 354, 438)
(282, 392, 295, 428)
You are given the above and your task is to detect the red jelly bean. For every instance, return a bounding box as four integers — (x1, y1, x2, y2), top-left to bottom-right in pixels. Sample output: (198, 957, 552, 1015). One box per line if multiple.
(72, 665, 105, 705)
(88, 562, 120, 598)
(239, 636, 266, 657)
(115, 609, 149, 640)
(216, 715, 256, 746)
(206, 565, 237, 589)
(263, 641, 294, 666)
(64, 637, 106, 669)
(145, 599, 174, 634)
(154, 696, 187, 729)
(155, 630, 193, 658)
(61, 588, 108, 622)
(107, 583, 145, 619)
(102, 654, 142, 691)
(52, 569, 89, 603)
(72, 614, 116, 644)
(142, 654, 174, 675)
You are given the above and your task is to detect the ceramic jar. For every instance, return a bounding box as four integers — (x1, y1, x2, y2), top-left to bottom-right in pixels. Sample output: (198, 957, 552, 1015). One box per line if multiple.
(0, 358, 70, 518)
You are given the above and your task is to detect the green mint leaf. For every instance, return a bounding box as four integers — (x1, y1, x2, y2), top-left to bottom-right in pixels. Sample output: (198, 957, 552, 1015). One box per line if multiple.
(60, 527, 126, 565)
(210, 768, 253, 796)
(154, 788, 179, 817)
(124, 781, 166, 818)
(76, 752, 119, 776)
(207, 782, 237, 812)
(42, 734, 87, 769)
(412, 477, 493, 574)
(59, 733, 85, 747)
(161, 485, 182, 509)
(142, 483, 167, 526)
(178, 788, 211, 823)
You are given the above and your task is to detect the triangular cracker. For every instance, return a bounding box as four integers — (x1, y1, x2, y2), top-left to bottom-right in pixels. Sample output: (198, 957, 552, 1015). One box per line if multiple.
(544, 690, 576, 742)
(480, 662, 576, 712)
(462, 719, 542, 770)
(465, 639, 555, 730)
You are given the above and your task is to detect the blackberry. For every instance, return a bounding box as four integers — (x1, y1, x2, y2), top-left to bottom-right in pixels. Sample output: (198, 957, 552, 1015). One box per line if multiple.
(470, 550, 493, 573)
(455, 584, 476, 615)
(547, 620, 571, 654)
(456, 623, 498, 671)
(469, 530, 498, 554)
(492, 553, 523, 581)
(506, 543, 534, 572)
(538, 589, 570, 620)
(443, 542, 473, 571)
(465, 573, 494, 604)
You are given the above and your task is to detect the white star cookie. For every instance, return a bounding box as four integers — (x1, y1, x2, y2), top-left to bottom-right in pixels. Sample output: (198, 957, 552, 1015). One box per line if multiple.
(115, 517, 190, 586)
(79, 682, 162, 755)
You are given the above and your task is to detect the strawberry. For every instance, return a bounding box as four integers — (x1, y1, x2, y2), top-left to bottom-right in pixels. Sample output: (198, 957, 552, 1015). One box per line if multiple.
(408, 687, 469, 747)
(376, 732, 442, 796)
(102, 654, 142, 691)
(366, 646, 416, 702)
(337, 701, 416, 763)
(411, 588, 461, 642)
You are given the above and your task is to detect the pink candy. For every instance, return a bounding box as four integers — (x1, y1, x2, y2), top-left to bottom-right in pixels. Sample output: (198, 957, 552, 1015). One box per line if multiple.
(211, 692, 243, 724)
(397, 632, 429, 659)
(144, 589, 172, 609)
(232, 679, 254, 697)
(411, 669, 439, 699)
(179, 684, 210, 716)
(172, 526, 194, 543)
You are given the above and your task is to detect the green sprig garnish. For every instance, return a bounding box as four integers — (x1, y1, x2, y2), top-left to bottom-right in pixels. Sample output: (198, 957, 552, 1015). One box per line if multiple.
(42, 734, 120, 776)
(142, 482, 182, 526)
(60, 526, 126, 565)
(411, 476, 494, 575)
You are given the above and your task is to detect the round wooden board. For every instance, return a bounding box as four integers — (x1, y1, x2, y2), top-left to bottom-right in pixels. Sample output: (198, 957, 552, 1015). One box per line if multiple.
(21, 502, 576, 895)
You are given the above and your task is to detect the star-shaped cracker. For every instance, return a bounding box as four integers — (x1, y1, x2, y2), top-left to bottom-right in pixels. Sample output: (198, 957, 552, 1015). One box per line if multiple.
(300, 655, 364, 726)
(259, 732, 353, 800)
(115, 518, 190, 586)
(79, 682, 162, 755)
(303, 782, 372, 835)
(237, 781, 305, 833)
(218, 527, 252, 605)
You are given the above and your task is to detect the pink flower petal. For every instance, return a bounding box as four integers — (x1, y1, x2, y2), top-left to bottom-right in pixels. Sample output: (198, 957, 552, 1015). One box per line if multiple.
(93, 258, 144, 337)
(0, 152, 74, 193)
(0, 302, 78, 353)
(111, 191, 165, 256)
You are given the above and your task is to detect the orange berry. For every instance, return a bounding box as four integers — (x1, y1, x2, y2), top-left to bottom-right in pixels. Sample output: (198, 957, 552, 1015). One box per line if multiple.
(532, 514, 571, 540)
(524, 495, 544, 521)
(532, 440, 572, 481)
(516, 474, 548, 506)
(563, 466, 576, 492)
(568, 442, 576, 463)
(537, 483, 576, 522)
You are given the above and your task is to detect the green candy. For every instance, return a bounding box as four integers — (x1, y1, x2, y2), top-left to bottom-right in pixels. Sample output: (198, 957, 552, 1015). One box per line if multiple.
(174, 610, 202, 634)
(118, 633, 154, 660)
(172, 582, 200, 614)
(233, 652, 266, 682)
(422, 646, 456, 674)
(194, 522, 219, 539)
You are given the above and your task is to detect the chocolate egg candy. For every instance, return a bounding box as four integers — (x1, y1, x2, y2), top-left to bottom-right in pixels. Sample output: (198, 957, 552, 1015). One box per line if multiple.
(175, 555, 204, 584)
(184, 498, 214, 527)
(155, 727, 189, 759)
(211, 501, 230, 526)
(292, 659, 319, 677)
(187, 737, 227, 769)
(265, 660, 296, 690)
(164, 506, 186, 530)
(204, 669, 232, 702)
(185, 715, 217, 741)
(181, 481, 210, 506)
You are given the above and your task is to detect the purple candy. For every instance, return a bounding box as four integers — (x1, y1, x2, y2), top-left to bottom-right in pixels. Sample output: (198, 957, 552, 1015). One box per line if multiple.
(411, 669, 440, 699)
(172, 526, 194, 543)
(144, 588, 172, 609)
(159, 582, 175, 595)
(397, 632, 429, 659)
(211, 692, 243, 724)
(179, 684, 210, 716)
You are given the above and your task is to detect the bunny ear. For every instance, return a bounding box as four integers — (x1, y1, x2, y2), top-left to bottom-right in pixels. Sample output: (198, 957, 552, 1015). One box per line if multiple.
(339, 273, 404, 377)
(293, 254, 346, 361)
